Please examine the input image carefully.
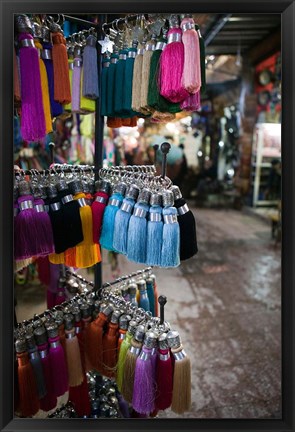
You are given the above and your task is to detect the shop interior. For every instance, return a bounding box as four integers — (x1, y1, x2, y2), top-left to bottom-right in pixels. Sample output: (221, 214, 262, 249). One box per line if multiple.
(13, 12, 281, 419)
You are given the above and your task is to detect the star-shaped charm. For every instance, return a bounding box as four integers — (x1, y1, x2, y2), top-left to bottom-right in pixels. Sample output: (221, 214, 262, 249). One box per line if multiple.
(98, 36, 114, 54)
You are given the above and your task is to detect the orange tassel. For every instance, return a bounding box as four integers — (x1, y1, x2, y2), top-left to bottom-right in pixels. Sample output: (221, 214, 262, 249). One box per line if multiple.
(130, 116, 138, 127)
(51, 32, 71, 104)
(107, 117, 122, 128)
(48, 252, 65, 265)
(121, 118, 131, 126)
(102, 322, 119, 378)
(64, 247, 76, 267)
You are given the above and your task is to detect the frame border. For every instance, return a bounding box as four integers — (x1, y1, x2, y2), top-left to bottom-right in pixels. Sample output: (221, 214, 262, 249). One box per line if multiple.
(0, 1, 294, 431)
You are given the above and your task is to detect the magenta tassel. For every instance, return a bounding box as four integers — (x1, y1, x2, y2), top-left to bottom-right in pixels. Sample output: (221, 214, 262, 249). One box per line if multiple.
(159, 28, 189, 103)
(132, 347, 155, 415)
(33, 198, 55, 256)
(71, 59, 81, 112)
(48, 336, 69, 397)
(180, 91, 201, 111)
(18, 33, 46, 141)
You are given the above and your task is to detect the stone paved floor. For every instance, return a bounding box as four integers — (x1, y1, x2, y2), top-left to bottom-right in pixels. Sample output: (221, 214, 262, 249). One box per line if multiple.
(15, 207, 281, 419)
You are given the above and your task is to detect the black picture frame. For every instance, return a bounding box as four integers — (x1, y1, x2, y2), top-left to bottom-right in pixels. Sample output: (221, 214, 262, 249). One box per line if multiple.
(0, 0, 294, 431)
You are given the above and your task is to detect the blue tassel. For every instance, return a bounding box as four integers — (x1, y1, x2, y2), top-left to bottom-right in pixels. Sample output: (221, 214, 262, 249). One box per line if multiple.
(146, 205, 163, 266)
(146, 278, 155, 316)
(127, 202, 150, 264)
(139, 288, 150, 312)
(100, 192, 124, 251)
(161, 207, 180, 267)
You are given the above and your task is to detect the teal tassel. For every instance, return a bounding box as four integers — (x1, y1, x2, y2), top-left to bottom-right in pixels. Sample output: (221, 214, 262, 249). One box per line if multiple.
(122, 48, 137, 113)
(139, 286, 150, 312)
(100, 192, 124, 251)
(161, 207, 180, 267)
(146, 205, 163, 266)
(101, 58, 110, 116)
(145, 278, 155, 316)
(127, 202, 150, 264)
(113, 197, 136, 254)
(113, 49, 128, 116)
(106, 53, 119, 117)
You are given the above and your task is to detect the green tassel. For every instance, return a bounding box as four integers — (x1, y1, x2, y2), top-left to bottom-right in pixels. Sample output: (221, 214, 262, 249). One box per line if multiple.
(113, 49, 129, 116)
(101, 58, 109, 116)
(147, 42, 181, 113)
(106, 53, 119, 117)
(195, 25, 206, 95)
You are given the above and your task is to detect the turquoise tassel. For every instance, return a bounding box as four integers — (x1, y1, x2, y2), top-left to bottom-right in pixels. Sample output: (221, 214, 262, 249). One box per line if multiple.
(146, 205, 163, 266)
(100, 191, 124, 251)
(106, 53, 119, 117)
(127, 201, 150, 264)
(161, 206, 180, 267)
(113, 197, 136, 254)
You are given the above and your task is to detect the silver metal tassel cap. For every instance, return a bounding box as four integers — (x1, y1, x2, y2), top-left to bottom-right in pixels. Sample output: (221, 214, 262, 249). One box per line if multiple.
(126, 184, 140, 200)
(114, 182, 127, 196)
(18, 180, 31, 196)
(15, 338, 27, 353)
(32, 21, 42, 39)
(33, 326, 48, 345)
(170, 185, 182, 200)
(86, 34, 97, 48)
(110, 309, 122, 324)
(56, 179, 68, 192)
(25, 331, 37, 350)
(82, 180, 90, 194)
(80, 303, 91, 319)
(144, 331, 158, 348)
(162, 189, 174, 207)
(69, 179, 83, 195)
(158, 333, 169, 349)
(150, 192, 162, 206)
(145, 274, 156, 285)
(128, 283, 137, 296)
(102, 304, 114, 317)
(71, 306, 81, 322)
(134, 325, 145, 342)
(47, 184, 58, 199)
(46, 323, 59, 339)
(99, 179, 111, 194)
(119, 314, 129, 330)
(137, 279, 147, 292)
(138, 188, 151, 204)
(128, 320, 138, 335)
(64, 313, 74, 330)
(41, 24, 51, 43)
(167, 330, 181, 348)
(15, 14, 33, 34)
(32, 185, 43, 199)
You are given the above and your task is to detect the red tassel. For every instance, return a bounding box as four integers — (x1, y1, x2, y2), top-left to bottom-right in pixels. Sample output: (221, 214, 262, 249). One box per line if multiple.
(16, 350, 40, 417)
(91, 188, 109, 244)
(155, 348, 173, 410)
(69, 375, 91, 417)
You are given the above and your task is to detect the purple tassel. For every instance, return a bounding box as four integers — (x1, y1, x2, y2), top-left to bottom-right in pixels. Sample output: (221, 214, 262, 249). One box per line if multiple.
(116, 393, 130, 418)
(33, 198, 55, 256)
(42, 42, 63, 117)
(18, 33, 45, 141)
(72, 58, 81, 112)
(132, 347, 155, 415)
(180, 91, 201, 111)
(48, 263, 60, 294)
(48, 336, 69, 397)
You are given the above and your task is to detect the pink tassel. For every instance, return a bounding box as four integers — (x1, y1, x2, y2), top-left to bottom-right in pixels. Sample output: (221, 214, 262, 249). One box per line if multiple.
(181, 17, 202, 94)
(48, 334, 69, 397)
(159, 28, 189, 103)
(18, 33, 46, 141)
(180, 91, 201, 111)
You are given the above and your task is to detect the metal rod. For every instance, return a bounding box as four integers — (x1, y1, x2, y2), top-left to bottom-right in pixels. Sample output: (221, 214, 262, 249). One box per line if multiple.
(203, 13, 232, 47)
(14, 167, 98, 176)
(63, 14, 97, 28)
(158, 295, 167, 325)
(160, 142, 171, 179)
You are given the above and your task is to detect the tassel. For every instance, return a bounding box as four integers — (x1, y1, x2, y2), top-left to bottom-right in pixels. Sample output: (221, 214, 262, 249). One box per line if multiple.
(114, 48, 128, 116)
(26, 333, 47, 399)
(51, 32, 71, 104)
(180, 91, 201, 111)
(14, 357, 20, 414)
(118, 314, 129, 352)
(132, 332, 157, 415)
(146, 193, 163, 266)
(122, 46, 137, 113)
(151, 111, 176, 122)
(15, 339, 40, 417)
(69, 179, 101, 268)
(161, 190, 180, 267)
(37, 256, 50, 286)
(71, 46, 82, 112)
(102, 310, 121, 378)
(147, 38, 181, 113)
(34, 40, 53, 133)
(121, 325, 145, 403)
(140, 39, 156, 112)
(80, 66, 96, 113)
(42, 41, 63, 117)
(117, 393, 131, 418)
(113, 185, 140, 254)
(195, 25, 206, 95)
(101, 57, 110, 116)
(145, 275, 156, 316)
(128, 282, 138, 307)
(84, 305, 113, 373)
(106, 51, 119, 116)
(100, 182, 127, 251)
(46, 324, 69, 398)
(91, 180, 111, 244)
(167, 332, 191, 414)
(126, 188, 151, 264)
(33, 189, 55, 256)
(107, 117, 122, 128)
(14, 181, 49, 260)
(56, 179, 84, 248)
(159, 23, 189, 103)
(18, 32, 46, 141)
(47, 184, 67, 254)
(14, 47, 21, 101)
(116, 321, 137, 391)
(82, 35, 99, 100)
(63, 46, 74, 112)
(138, 279, 150, 312)
(78, 303, 93, 372)
(64, 314, 84, 387)
(155, 334, 173, 410)
(130, 116, 138, 127)
(34, 327, 57, 413)
(69, 375, 91, 417)
(48, 252, 65, 265)
(171, 185, 198, 260)
(181, 17, 201, 94)
(131, 44, 145, 113)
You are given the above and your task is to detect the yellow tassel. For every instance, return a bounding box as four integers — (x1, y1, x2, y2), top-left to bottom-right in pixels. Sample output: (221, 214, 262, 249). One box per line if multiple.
(34, 40, 53, 134)
(74, 192, 101, 268)
(49, 252, 65, 264)
(80, 68, 95, 113)
(63, 58, 73, 111)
